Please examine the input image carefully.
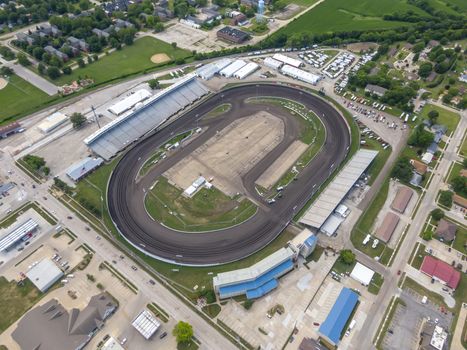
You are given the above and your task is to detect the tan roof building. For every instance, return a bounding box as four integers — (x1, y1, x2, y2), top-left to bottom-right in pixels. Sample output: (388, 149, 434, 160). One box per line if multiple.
(435, 219, 457, 242)
(391, 186, 413, 214)
(460, 169, 467, 178)
(453, 194, 467, 209)
(375, 212, 400, 243)
(411, 159, 428, 175)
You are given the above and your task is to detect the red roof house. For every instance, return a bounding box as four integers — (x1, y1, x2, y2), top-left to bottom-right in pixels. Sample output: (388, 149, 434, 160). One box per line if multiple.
(420, 255, 461, 290)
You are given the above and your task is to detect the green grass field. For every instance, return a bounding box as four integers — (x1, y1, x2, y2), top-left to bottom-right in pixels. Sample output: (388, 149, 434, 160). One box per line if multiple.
(277, 0, 424, 36)
(55, 37, 191, 86)
(0, 74, 53, 126)
(145, 177, 257, 232)
(420, 104, 460, 135)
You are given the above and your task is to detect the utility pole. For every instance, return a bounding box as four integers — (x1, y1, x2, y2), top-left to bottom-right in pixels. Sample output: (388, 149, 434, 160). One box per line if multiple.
(91, 105, 100, 129)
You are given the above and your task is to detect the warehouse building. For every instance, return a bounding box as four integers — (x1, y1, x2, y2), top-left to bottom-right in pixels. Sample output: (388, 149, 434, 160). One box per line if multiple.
(108, 89, 152, 116)
(420, 255, 460, 290)
(213, 247, 295, 299)
(390, 186, 413, 214)
(84, 74, 209, 160)
(220, 60, 246, 78)
(350, 262, 375, 286)
(319, 287, 359, 347)
(37, 112, 68, 134)
(132, 310, 160, 339)
(300, 150, 378, 229)
(216, 26, 249, 43)
(234, 62, 259, 79)
(0, 218, 39, 252)
(263, 56, 283, 70)
(273, 53, 303, 68)
(12, 293, 117, 350)
(375, 212, 400, 243)
(66, 157, 104, 182)
(280, 65, 322, 85)
(196, 59, 232, 80)
(26, 258, 63, 292)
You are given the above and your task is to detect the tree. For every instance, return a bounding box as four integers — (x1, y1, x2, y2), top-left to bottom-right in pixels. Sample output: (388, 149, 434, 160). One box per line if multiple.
(427, 110, 439, 125)
(77, 58, 85, 68)
(450, 176, 467, 197)
(0, 66, 13, 76)
(418, 62, 433, 78)
(173, 321, 193, 344)
(439, 190, 453, 207)
(70, 112, 86, 129)
(148, 79, 160, 90)
(422, 230, 433, 241)
(17, 53, 30, 66)
(38, 62, 46, 75)
(243, 299, 254, 310)
(340, 249, 355, 265)
(62, 66, 72, 75)
(154, 22, 164, 32)
(391, 157, 413, 183)
(408, 124, 434, 148)
(431, 208, 444, 221)
(171, 42, 177, 49)
(47, 66, 61, 79)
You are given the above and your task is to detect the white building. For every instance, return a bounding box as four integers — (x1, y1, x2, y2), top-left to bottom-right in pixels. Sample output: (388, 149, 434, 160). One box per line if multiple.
(350, 262, 375, 286)
(263, 57, 283, 70)
(132, 310, 160, 339)
(422, 152, 433, 164)
(26, 259, 63, 292)
(108, 89, 152, 116)
(273, 53, 302, 68)
(320, 214, 344, 236)
(220, 60, 247, 78)
(430, 325, 447, 350)
(234, 62, 259, 79)
(101, 337, 125, 350)
(196, 59, 232, 80)
(37, 112, 68, 133)
(280, 65, 321, 85)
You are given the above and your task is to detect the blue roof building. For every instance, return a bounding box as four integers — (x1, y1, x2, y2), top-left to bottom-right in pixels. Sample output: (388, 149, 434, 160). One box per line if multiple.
(319, 288, 359, 346)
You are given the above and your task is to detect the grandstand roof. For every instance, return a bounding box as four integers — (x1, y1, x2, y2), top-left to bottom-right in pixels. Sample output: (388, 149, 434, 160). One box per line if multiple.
(300, 149, 378, 228)
(108, 89, 152, 115)
(0, 218, 38, 252)
(319, 288, 359, 346)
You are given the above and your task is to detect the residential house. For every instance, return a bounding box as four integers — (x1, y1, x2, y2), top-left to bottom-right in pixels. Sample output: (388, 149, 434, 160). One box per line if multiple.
(68, 36, 89, 52)
(44, 46, 69, 61)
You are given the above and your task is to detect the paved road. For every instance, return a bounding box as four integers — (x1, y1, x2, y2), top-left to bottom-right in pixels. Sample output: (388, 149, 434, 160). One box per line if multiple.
(0, 153, 237, 350)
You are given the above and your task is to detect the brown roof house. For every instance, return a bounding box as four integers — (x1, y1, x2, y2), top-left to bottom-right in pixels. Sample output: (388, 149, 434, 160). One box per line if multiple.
(436, 219, 457, 242)
(410, 159, 427, 175)
(375, 212, 400, 243)
(453, 194, 467, 209)
(12, 293, 117, 350)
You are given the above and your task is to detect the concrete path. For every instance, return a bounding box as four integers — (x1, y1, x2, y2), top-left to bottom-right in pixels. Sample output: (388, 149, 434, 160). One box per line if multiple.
(451, 305, 467, 350)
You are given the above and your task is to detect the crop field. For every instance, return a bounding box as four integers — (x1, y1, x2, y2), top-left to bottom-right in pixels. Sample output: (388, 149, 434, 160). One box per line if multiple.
(55, 37, 191, 86)
(277, 0, 425, 35)
(0, 74, 53, 126)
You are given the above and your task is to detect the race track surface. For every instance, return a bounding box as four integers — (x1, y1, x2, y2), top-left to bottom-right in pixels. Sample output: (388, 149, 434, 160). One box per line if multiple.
(108, 84, 351, 266)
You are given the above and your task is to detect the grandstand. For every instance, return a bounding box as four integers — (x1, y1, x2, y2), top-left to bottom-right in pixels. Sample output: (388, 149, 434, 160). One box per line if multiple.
(213, 247, 296, 299)
(84, 74, 209, 160)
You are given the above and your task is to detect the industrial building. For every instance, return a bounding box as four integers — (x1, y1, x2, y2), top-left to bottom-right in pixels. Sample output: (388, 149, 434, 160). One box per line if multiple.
(288, 228, 317, 259)
(66, 157, 104, 182)
(220, 60, 246, 78)
(273, 53, 303, 68)
(37, 112, 68, 134)
(263, 56, 283, 70)
(0, 218, 39, 252)
(26, 258, 63, 292)
(300, 150, 378, 229)
(318, 287, 359, 347)
(108, 89, 152, 116)
(213, 247, 295, 299)
(234, 62, 259, 79)
(391, 186, 413, 214)
(132, 310, 161, 339)
(12, 293, 117, 350)
(0, 121, 22, 139)
(280, 65, 322, 85)
(196, 59, 232, 80)
(420, 255, 461, 290)
(350, 262, 375, 286)
(216, 26, 249, 43)
(375, 212, 400, 243)
(84, 74, 209, 160)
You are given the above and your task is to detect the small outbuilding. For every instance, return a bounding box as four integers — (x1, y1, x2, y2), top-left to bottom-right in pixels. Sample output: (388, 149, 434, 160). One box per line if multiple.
(350, 262, 375, 286)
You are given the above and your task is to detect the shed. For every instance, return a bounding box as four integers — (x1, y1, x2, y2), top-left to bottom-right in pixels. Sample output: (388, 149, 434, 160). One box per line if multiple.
(390, 186, 413, 214)
(435, 219, 457, 242)
(350, 262, 375, 286)
(421, 152, 433, 164)
(375, 212, 400, 243)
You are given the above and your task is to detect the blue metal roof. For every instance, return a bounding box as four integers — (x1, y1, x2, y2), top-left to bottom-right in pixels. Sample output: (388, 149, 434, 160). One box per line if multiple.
(218, 259, 293, 298)
(246, 279, 278, 299)
(319, 288, 359, 345)
(304, 235, 317, 247)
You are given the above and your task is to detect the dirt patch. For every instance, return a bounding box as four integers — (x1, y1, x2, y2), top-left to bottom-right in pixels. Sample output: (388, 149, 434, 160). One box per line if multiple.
(150, 53, 171, 64)
(276, 4, 302, 20)
(0, 78, 8, 90)
(345, 42, 379, 53)
(164, 111, 284, 196)
(255, 140, 308, 189)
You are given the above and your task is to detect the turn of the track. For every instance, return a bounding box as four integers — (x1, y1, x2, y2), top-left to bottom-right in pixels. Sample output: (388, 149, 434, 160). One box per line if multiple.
(108, 83, 351, 266)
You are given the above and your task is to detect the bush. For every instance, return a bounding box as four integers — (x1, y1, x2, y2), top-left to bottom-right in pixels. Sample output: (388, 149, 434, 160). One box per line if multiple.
(243, 300, 254, 310)
(439, 190, 453, 207)
(87, 274, 95, 282)
(62, 66, 72, 75)
(340, 249, 356, 265)
(422, 230, 433, 241)
(430, 209, 444, 221)
(197, 289, 216, 304)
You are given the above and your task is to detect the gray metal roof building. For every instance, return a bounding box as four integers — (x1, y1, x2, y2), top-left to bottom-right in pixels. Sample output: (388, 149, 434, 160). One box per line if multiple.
(12, 293, 117, 350)
(299, 149, 378, 228)
(132, 310, 161, 339)
(66, 157, 104, 182)
(0, 218, 38, 252)
(84, 74, 209, 160)
(26, 258, 63, 292)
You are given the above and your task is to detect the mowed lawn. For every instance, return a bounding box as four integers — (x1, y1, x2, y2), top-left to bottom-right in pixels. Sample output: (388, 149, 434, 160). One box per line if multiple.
(0, 74, 52, 126)
(55, 36, 192, 86)
(278, 0, 425, 35)
(420, 104, 460, 135)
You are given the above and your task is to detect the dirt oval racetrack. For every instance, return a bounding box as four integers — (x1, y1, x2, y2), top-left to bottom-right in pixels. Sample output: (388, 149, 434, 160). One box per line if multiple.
(107, 83, 351, 266)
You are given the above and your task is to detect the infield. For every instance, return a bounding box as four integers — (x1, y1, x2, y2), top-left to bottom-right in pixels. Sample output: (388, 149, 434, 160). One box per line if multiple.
(150, 53, 171, 64)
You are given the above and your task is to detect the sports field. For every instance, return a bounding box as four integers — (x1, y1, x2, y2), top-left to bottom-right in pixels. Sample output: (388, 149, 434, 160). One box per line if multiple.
(277, 0, 425, 35)
(0, 74, 52, 126)
(55, 37, 191, 86)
